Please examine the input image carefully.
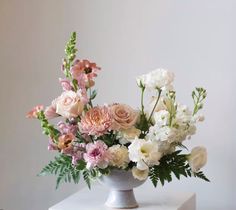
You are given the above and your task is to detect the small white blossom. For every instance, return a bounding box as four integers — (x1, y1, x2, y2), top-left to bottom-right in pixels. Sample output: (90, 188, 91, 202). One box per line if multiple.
(153, 110, 170, 126)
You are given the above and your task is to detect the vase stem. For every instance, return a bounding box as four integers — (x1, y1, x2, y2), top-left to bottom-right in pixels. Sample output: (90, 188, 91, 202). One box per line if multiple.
(105, 189, 138, 209)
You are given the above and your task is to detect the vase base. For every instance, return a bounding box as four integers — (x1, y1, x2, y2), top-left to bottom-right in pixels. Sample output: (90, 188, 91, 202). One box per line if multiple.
(105, 189, 139, 209)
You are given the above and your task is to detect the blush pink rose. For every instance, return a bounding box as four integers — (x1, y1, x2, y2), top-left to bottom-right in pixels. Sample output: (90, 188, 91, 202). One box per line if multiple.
(79, 106, 112, 137)
(110, 104, 138, 130)
(26, 105, 44, 119)
(56, 91, 84, 118)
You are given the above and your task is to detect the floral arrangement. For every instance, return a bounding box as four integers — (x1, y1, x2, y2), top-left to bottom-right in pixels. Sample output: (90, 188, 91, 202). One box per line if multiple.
(27, 32, 209, 189)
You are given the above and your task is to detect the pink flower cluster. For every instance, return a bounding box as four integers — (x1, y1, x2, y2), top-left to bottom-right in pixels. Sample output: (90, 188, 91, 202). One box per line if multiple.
(26, 105, 44, 119)
(84, 140, 111, 169)
(79, 104, 138, 137)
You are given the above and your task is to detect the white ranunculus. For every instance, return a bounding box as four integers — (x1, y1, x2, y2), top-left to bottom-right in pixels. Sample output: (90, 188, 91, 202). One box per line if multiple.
(56, 91, 84, 118)
(188, 146, 207, 172)
(118, 127, 142, 144)
(137, 69, 174, 91)
(128, 138, 162, 170)
(132, 167, 149, 181)
(108, 145, 129, 168)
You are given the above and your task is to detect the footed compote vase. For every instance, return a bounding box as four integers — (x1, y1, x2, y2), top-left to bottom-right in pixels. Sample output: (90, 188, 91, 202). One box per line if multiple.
(99, 169, 146, 209)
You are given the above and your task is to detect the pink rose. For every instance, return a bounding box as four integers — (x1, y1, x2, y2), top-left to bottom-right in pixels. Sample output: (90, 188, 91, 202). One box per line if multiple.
(110, 104, 138, 130)
(79, 106, 112, 137)
(26, 105, 43, 119)
(56, 91, 84, 118)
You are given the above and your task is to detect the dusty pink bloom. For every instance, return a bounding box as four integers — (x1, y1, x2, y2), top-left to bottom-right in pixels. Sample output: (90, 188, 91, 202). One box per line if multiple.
(26, 105, 44, 119)
(59, 78, 73, 91)
(84, 140, 111, 169)
(57, 121, 78, 135)
(71, 59, 100, 88)
(110, 104, 138, 130)
(45, 100, 60, 119)
(79, 106, 112, 137)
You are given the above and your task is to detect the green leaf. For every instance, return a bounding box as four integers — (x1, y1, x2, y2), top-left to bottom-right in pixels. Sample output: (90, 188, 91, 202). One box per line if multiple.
(38, 154, 85, 189)
(148, 150, 210, 187)
(90, 90, 97, 100)
(83, 170, 91, 189)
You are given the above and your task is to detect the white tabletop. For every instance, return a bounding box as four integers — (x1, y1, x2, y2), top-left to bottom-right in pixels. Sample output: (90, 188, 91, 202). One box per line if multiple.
(49, 182, 196, 210)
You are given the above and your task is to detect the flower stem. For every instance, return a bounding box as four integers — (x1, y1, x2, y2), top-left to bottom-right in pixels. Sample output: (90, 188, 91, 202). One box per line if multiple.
(141, 87, 145, 115)
(147, 89, 162, 123)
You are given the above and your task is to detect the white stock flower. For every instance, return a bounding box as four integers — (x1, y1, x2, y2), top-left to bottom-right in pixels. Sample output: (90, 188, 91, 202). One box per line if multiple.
(108, 145, 129, 168)
(188, 146, 207, 172)
(137, 69, 174, 91)
(153, 110, 170, 126)
(128, 138, 162, 170)
(132, 167, 149, 181)
(147, 125, 176, 143)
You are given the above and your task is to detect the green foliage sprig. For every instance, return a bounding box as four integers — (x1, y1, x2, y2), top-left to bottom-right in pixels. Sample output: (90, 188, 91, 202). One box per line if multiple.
(149, 150, 209, 187)
(37, 111, 60, 142)
(39, 154, 86, 189)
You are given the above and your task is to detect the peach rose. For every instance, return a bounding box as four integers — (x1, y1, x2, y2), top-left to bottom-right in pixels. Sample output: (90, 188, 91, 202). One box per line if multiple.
(56, 91, 84, 118)
(110, 104, 138, 130)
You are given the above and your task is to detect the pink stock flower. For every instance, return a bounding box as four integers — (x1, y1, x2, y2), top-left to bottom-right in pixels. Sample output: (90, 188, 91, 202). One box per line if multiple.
(48, 138, 58, 151)
(59, 78, 73, 91)
(45, 100, 60, 119)
(26, 105, 44, 119)
(57, 121, 78, 135)
(71, 59, 100, 88)
(84, 140, 111, 169)
(79, 106, 112, 137)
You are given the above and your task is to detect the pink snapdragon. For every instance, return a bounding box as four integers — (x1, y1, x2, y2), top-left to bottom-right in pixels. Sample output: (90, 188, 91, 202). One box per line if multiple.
(71, 59, 100, 88)
(26, 105, 44, 119)
(59, 78, 73, 91)
(79, 106, 113, 137)
(84, 140, 111, 169)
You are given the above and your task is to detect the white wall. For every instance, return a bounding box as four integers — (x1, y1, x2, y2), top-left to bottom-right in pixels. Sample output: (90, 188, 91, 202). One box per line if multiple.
(0, 0, 235, 210)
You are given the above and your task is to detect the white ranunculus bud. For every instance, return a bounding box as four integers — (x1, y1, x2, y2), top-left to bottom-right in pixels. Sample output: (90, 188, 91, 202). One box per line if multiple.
(188, 146, 207, 172)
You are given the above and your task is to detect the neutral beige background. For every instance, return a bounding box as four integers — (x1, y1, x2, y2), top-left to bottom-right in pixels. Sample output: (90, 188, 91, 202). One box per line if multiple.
(0, 0, 235, 210)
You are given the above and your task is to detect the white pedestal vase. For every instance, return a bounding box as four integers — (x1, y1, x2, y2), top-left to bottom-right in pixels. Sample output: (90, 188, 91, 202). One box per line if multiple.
(99, 169, 146, 209)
